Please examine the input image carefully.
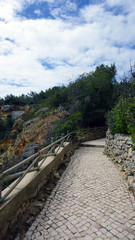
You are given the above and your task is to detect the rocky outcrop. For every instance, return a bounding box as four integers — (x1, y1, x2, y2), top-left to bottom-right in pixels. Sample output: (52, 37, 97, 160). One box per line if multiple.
(11, 111, 25, 120)
(21, 142, 39, 160)
(1, 105, 14, 112)
(105, 129, 135, 195)
(57, 105, 70, 115)
(0, 106, 68, 171)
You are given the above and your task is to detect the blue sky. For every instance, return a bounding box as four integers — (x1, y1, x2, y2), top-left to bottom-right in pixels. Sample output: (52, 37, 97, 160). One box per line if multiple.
(0, 0, 135, 97)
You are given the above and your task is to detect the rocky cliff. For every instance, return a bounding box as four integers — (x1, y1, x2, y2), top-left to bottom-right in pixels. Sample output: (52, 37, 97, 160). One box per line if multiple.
(0, 105, 69, 171)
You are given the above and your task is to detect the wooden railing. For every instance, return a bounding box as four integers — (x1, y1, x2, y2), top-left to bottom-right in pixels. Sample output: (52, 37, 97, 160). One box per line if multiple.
(0, 126, 107, 204)
(77, 126, 107, 136)
(0, 132, 73, 204)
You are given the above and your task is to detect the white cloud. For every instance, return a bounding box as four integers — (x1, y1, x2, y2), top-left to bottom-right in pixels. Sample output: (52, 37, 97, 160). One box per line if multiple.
(34, 9, 42, 16)
(49, 0, 78, 18)
(0, 0, 135, 97)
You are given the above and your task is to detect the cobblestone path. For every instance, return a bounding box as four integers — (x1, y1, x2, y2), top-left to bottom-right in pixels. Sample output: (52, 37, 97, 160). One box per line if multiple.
(24, 140, 135, 240)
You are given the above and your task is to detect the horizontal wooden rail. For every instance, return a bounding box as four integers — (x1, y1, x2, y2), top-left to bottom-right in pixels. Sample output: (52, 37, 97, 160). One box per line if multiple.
(0, 132, 74, 203)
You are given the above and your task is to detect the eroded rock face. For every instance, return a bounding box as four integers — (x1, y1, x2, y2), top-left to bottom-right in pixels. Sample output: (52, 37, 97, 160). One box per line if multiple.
(1, 105, 14, 112)
(21, 142, 39, 160)
(0, 107, 68, 171)
(11, 111, 25, 120)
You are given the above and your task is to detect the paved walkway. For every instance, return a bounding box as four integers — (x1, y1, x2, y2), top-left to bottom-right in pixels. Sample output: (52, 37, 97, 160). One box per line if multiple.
(81, 138, 105, 147)
(23, 139, 135, 240)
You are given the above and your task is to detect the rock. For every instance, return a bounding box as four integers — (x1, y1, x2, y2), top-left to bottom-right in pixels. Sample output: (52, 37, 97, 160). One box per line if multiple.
(11, 111, 25, 120)
(133, 182, 135, 195)
(105, 129, 135, 182)
(131, 155, 135, 163)
(128, 148, 133, 158)
(127, 167, 134, 176)
(23, 118, 38, 128)
(21, 142, 39, 160)
(26, 216, 35, 224)
(118, 158, 122, 164)
(57, 105, 70, 115)
(37, 107, 49, 114)
(126, 139, 132, 145)
(1, 105, 13, 112)
(33, 201, 43, 208)
(53, 171, 60, 179)
(14, 233, 21, 240)
(128, 176, 134, 190)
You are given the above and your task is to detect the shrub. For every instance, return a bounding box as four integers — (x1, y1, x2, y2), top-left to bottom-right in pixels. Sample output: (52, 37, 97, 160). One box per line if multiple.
(106, 97, 135, 144)
(54, 112, 81, 138)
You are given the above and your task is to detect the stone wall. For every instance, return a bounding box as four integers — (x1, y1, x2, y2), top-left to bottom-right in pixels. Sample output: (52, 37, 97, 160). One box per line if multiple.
(105, 129, 135, 195)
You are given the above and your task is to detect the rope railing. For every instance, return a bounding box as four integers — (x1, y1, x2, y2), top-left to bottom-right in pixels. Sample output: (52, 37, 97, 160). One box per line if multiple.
(0, 132, 74, 204)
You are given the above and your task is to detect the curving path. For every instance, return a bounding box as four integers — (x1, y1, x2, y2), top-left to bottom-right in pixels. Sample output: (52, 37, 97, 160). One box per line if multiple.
(23, 139, 135, 240)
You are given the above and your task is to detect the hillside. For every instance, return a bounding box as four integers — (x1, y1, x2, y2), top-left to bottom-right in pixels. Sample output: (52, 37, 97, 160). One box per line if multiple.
(0, 104, 69, 171)
(1, 63, 134, 171)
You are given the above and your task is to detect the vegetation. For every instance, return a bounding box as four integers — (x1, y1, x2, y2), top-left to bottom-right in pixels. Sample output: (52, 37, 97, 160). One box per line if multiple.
(0, 115, 14, 140)
(54, 112, 82, 138)
(106, 69, 135, 144)
(121, 167, 125, 172)
(1, 62, 135, 140)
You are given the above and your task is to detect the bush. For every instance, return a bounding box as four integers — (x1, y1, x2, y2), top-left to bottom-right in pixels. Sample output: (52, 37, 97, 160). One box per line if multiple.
(106, 97, 135, 143)
(54, 112, 81, 138)
(0, 115, 14, 139)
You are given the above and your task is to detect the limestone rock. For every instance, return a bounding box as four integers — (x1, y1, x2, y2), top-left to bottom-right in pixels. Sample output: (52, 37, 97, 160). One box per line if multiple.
(1, 105, 13, 112)
(21, 142, 39, 160)
(128, 148, 133, 158)
(105, 129, 135, 191)
(128, 176, 134, 190)
(57, 105, 70, 115)
(11, 111, 25, 120)
(37, 107, 49, 114)
(53, 171, 60, 179)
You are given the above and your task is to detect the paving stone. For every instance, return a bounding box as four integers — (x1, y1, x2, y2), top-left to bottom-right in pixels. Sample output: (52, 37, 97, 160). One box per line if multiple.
(22, 140, 135, 240)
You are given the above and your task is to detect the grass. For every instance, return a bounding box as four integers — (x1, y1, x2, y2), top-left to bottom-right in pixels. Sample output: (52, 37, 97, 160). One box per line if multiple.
(121, 167, 125, 172)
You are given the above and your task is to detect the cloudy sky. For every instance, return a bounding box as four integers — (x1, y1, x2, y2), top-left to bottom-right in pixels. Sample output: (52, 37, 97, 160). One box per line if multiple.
(0, 0, 135, 97)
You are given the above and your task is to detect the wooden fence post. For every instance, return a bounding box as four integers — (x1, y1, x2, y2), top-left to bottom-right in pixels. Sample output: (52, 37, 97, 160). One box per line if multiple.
(34, 146, 39, 167)
(0, 162, 3, 199)
(51, 137, 55, 154)
(61, 133, 64, 147)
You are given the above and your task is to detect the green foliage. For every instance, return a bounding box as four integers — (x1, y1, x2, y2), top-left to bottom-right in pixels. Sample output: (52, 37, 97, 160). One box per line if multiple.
(24, 106, 41, 121)
(54, 112, 81, 138)
(121, 167, 125, 172)
(104, 152, 111, 157)
(68, 64, 117, 127)
(106, 98, 128, 134)
(106, 96, 135, 144)
(0, 115, 14, 139)
(0, 63, 117, 128)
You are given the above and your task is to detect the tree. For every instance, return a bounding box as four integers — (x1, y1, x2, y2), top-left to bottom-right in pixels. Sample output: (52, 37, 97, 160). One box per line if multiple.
(81, 64, 117, 126)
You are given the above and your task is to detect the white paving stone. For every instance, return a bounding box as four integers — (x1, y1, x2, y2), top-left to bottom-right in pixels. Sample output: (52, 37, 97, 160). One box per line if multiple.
(23, 140, 135, 240)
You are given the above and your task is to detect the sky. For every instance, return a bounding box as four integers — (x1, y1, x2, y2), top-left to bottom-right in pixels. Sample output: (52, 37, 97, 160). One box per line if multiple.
(0, 0, 135, 98)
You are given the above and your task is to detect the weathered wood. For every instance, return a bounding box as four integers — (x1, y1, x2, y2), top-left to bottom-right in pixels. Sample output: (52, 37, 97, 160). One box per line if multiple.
(61, 134, 64, 147)
(3, 167, 39, 183)
(0, 163, 2, 199)
(0, 155, 40, 203)
(0, 132, 74, 203)
(34, 146, 39, 168)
